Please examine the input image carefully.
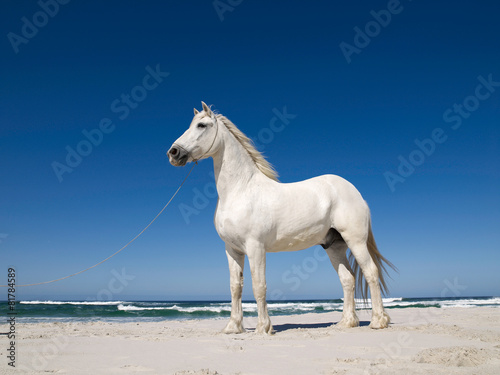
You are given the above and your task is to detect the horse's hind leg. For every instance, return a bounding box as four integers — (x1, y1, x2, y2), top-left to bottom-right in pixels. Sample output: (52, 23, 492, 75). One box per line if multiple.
(223, 245, 245, 334)
(324, 240, 359, 328)
(347, 240, 390, 329)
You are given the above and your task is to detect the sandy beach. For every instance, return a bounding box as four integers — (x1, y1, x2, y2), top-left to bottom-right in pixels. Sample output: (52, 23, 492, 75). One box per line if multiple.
(2, 307, 499, 374)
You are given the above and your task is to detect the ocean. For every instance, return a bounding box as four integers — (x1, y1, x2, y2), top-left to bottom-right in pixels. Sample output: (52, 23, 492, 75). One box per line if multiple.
(1, 296, 498, 323)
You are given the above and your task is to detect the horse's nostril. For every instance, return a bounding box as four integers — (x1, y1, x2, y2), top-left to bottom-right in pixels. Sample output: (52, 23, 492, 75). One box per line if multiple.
(170, 147, 178, 156)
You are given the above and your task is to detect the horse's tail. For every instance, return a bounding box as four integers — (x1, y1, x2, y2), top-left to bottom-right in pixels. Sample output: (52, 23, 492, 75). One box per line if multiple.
(348, 220, 397, 302)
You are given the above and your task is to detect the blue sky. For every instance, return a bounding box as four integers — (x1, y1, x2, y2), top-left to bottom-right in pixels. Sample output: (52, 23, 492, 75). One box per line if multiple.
(1, 0, 499, 301)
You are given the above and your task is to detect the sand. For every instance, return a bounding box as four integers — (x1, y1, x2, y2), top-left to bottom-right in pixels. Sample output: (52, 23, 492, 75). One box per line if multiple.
(1, 307, 500, 374)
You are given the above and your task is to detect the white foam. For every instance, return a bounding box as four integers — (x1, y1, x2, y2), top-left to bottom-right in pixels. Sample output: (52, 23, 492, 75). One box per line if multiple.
(117, 304, 232, 313)
(20, 300, 124, 306)
(439, 297, 500, 308)
(21, 297, 500, 317)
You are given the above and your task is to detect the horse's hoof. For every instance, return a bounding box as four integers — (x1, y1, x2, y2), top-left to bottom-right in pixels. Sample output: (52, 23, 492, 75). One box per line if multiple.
(369, 312, 390, 329)
(255, 320, 274, 335)
(223, 320, 245, 334)
(336, 315, 359, 328)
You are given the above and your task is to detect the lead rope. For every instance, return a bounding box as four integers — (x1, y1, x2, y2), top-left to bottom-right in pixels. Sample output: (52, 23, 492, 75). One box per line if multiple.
(0, 157, 197, 287)
(1, 112, 221, 288)
(0, 164, 196, 288)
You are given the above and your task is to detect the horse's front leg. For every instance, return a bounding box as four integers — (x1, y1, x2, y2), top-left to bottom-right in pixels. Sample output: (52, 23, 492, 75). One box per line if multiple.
(247, 243, 273, 334)
(223, 245, 245, 334)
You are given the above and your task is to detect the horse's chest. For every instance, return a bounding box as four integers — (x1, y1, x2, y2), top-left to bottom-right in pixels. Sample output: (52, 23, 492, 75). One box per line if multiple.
(214, 200, 255, 249)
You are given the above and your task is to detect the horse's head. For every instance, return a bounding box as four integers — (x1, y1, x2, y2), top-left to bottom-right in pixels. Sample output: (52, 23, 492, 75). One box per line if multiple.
(168, 101, 220, 167)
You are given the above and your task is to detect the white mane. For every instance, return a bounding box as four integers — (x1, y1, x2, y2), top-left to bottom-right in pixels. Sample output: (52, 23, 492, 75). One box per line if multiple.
(217, 115, 279, 181)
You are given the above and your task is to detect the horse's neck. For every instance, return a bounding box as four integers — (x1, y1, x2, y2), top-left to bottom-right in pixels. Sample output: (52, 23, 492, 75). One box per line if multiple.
(213, 128, 260, 200)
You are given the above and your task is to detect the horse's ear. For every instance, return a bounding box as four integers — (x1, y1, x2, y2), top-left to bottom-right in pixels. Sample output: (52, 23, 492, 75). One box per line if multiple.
(193, 108, 199, 115)
(201, 101, 211, 115)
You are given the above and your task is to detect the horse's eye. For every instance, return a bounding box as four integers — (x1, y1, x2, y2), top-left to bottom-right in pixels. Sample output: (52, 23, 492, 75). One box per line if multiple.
(197, 123, 207, 129)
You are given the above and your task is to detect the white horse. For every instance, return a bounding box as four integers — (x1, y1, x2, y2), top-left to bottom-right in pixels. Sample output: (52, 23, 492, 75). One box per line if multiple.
(168, 102, 396, 334)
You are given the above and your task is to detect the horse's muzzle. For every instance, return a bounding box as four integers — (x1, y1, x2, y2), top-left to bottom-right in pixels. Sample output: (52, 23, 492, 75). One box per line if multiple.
(168, 145, 188, 166)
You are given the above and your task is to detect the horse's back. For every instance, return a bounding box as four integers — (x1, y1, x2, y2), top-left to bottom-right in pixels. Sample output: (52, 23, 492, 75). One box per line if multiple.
(288, 174, 365, 204)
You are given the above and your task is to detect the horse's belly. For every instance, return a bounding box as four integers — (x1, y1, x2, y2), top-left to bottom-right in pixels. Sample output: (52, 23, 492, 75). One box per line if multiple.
(215, 206, 328, 252)
(269, 224, 329, 252)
